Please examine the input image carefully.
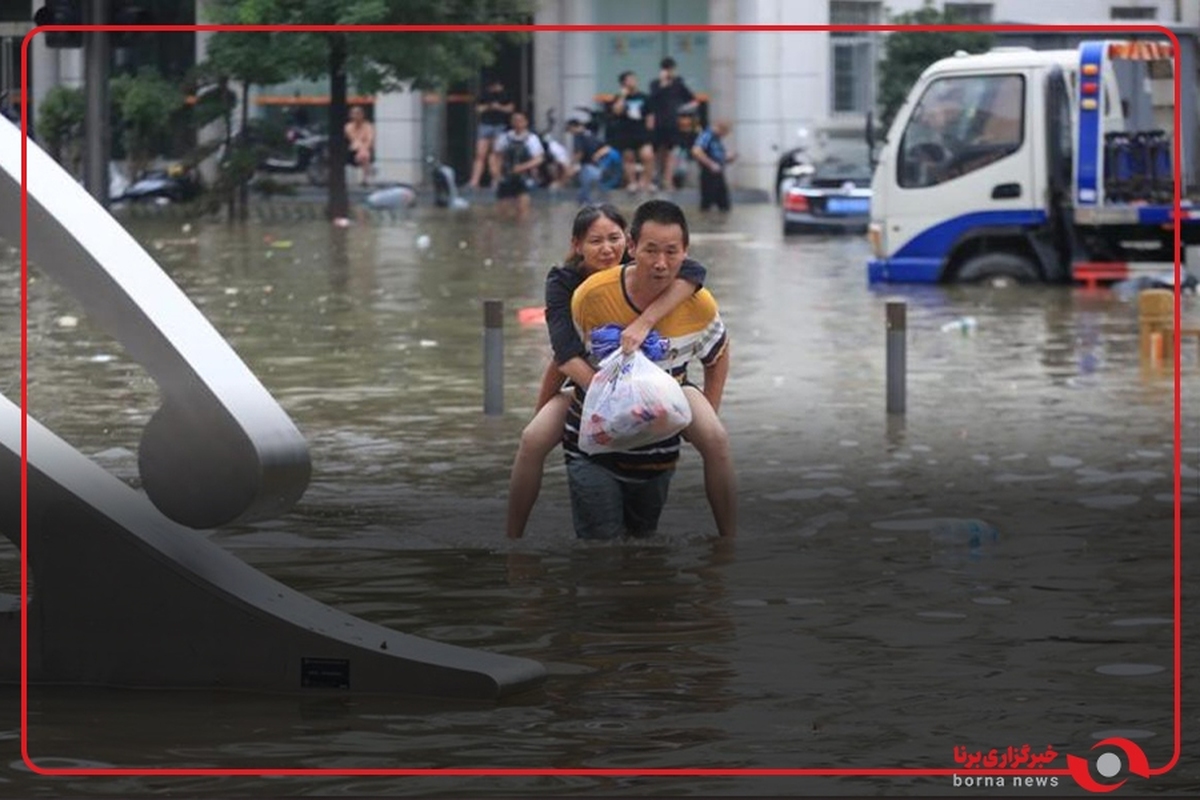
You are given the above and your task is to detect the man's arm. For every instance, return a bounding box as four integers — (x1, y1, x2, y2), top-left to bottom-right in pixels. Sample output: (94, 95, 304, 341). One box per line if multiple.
(363, 122, 376, 150)
(620, 277, 694, 354)
(515, 139, 545, 175)
(516, 153, 544, 175)
(701, 345, 730, 414)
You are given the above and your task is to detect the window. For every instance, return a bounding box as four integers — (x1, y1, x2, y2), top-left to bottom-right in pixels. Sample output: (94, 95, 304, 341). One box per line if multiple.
(944, 3, 994, 23)
(830, 1, 882, 114)
(898, 74, 1025, 188)
(1110, 6, 1158, 18)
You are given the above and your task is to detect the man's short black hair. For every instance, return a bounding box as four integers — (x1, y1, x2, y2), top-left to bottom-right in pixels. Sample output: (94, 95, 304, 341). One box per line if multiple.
(630, 199, 689, 247)
(660, 57, 677, 70)
(618, 70, 635, 84)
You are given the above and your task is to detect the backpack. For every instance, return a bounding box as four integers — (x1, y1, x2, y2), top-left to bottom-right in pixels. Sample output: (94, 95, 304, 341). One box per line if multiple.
(502, 134, 532, 175)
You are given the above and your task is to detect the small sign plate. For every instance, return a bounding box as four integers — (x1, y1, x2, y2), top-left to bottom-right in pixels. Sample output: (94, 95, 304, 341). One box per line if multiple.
(301, 657, 350, 689)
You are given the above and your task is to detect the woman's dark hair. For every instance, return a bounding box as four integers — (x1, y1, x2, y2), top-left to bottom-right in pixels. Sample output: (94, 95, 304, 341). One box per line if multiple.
(564, 204, 629, 269)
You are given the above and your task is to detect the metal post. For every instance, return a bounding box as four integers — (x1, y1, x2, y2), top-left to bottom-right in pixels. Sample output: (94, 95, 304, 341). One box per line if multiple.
(83, 0, 111, 207)
(886, 300, 906, 415)
(1, 37, 12, 109)
(483, 299, 503, 415)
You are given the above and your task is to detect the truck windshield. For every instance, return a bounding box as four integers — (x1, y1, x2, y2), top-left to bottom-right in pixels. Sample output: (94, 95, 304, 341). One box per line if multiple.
(898, 74, 1025, 188)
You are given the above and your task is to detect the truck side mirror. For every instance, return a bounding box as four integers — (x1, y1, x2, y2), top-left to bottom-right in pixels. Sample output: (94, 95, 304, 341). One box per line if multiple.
(866, 111, 878, 170)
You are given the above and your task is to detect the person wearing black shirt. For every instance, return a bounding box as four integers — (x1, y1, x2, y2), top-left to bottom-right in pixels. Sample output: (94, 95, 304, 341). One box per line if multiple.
(468, 79, 515, 190)
(608, 71, 655, 193)
(646, 57, 697, 191)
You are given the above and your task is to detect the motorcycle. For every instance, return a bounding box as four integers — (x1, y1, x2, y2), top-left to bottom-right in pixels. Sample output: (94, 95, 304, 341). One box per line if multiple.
(774, 127, 817, 204)
(257, 125, 330, 187)
(427, 154, 469, 209)
(115, 162, 202, 204)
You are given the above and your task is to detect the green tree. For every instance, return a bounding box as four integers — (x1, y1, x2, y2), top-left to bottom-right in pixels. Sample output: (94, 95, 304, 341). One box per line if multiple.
(192, 31, 302, 218)
(109, 68, 187, 180)
(876, 1, 993, 132)
(200, 0, 532, 219)
(36, 85, 86, 173)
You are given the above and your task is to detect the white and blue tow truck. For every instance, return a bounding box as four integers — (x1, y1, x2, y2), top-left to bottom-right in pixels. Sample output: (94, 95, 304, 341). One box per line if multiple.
(867, 36, 1200, 285)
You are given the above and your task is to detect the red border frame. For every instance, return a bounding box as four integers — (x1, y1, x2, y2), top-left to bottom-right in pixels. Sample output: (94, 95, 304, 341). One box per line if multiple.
(18, 21, 1183, 784)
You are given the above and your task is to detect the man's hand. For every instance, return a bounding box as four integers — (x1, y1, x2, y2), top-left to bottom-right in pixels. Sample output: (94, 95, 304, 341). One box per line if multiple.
(620, 318, 653, 354)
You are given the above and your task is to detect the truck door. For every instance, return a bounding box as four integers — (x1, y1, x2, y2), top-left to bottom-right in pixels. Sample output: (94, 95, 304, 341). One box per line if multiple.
(887, 72, 1036, 278)
(1044, 66, 1074, 278)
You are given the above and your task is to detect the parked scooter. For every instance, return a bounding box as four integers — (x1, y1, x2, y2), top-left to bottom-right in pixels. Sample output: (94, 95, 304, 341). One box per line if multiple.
(774, 127, 817, 204)
(533, 108, 572, 190)
(115, 162, 202, 204)
(427, 154, 469, 209)
(257, 125, 330, 186)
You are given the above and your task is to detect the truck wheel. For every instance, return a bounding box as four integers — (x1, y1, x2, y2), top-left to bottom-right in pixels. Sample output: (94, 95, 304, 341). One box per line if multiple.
(955, 252, 1040, 286)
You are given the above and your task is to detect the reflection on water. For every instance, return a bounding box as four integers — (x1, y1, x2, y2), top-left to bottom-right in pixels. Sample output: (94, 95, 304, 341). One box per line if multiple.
(0, 202, 1196, 794)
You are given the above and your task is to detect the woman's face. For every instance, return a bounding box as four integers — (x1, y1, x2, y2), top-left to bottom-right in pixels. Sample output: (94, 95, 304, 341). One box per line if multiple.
(574, 216, 626, 274)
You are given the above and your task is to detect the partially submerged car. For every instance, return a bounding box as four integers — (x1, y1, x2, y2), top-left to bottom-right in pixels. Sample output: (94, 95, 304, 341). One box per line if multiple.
(782, 155, 872, 235)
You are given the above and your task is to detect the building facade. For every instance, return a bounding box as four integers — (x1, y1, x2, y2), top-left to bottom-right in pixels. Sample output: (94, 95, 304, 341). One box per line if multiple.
(9, 0, 1198, 192)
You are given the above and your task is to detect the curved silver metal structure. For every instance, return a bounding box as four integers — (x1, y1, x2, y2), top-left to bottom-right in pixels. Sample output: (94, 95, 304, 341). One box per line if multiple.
(1, 119, 309, 530)
(0, 120, 545, 698)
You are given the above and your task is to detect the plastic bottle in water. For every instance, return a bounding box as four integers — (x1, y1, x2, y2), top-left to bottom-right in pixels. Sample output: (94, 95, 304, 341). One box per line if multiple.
(939, 316, 978, 335)
(929, 518, 999, 549)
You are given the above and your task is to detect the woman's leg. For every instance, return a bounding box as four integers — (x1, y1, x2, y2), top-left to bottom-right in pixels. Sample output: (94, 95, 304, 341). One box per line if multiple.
(682, 386, 737, 537)
(468, 136, 491, 189)
(506, 392, 571, 538)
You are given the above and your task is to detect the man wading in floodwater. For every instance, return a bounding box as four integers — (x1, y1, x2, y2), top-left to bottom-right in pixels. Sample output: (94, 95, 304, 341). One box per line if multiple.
(562, 199, 731, 539)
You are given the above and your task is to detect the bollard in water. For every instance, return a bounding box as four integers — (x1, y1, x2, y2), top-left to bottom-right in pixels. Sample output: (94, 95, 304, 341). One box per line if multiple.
(1138, 288, 1174, 362)
(484, 299, 504, 415)
(886, 300, 906, 415)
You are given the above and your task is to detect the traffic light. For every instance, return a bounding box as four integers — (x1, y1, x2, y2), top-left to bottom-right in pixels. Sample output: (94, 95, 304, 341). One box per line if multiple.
(111, 5, 155, 49)
(33, 0, 82, 49)
(32, 2, 155, 50)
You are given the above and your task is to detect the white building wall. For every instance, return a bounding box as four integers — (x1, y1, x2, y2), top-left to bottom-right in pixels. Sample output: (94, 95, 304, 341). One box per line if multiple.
(733, 0, 831, 195)
(372, 87, 423, 184)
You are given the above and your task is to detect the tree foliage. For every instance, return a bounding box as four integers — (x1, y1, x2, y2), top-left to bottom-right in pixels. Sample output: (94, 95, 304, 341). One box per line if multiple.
(37, 85, 86, 171)
(198, 0, 532, 217)
(876, 1, 993, 131)
(109, 68, 187, 179)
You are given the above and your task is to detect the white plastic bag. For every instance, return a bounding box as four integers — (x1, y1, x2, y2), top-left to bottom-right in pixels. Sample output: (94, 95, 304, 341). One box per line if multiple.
(578, 350, 693, 455)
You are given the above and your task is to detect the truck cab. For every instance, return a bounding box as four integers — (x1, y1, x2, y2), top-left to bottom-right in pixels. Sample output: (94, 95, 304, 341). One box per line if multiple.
(867, 39, 1198, 285)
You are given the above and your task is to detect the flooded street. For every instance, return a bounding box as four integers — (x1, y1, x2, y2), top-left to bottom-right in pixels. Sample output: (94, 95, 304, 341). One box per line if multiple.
(1, 199, 1197, 795)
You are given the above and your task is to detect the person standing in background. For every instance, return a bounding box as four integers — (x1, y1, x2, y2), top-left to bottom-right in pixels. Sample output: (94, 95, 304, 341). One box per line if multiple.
(490, 111, 544, 220)
(691, 120, 736, 212)
(646, 58, 696, 191)
(468, 79, 515, 191)
(608, 71, 655, 193)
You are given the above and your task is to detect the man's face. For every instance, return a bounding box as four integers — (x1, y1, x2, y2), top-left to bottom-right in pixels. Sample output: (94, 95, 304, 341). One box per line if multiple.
(350, 107, 364, 122)
(623, 75, 638, 91)
(631, 221, 687, 291)
(511, 112, 528, 132)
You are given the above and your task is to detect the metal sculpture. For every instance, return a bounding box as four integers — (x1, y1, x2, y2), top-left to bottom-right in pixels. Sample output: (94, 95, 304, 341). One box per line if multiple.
(0, 119, 544, 698)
